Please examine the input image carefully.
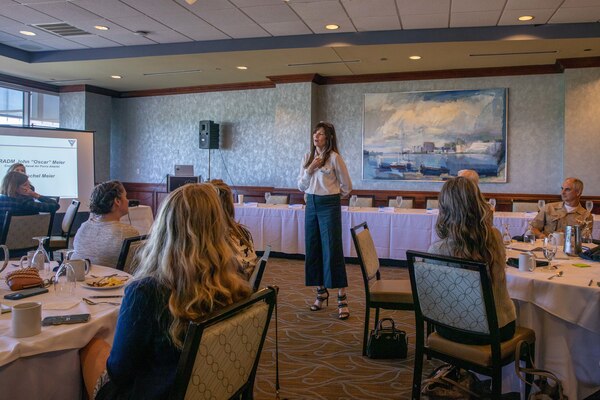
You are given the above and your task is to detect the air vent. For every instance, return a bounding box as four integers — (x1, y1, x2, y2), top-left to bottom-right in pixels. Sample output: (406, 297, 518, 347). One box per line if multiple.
(33, 23, 90, 37)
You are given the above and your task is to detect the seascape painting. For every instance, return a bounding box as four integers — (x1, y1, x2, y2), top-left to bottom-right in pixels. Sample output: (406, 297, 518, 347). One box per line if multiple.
(363, 89, 507, 182)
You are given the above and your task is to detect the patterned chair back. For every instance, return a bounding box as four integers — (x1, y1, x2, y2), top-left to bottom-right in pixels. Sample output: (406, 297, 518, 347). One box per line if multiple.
(171, 287, 277, 400)
(512, 201, 539, 213)
(61, 200, 80, 234)
(1, 212, 53, 252)
(355, 197, 373, 208)
(116, 235, 148, 272)
(388, 198, 414, 209)
(407, 251, 497, 336)
(426, 199, 439, 209)
(351, 223, 380, 282)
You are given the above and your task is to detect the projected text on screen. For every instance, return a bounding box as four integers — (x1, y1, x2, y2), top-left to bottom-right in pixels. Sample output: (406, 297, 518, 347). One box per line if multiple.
(0, 135, 79, 198)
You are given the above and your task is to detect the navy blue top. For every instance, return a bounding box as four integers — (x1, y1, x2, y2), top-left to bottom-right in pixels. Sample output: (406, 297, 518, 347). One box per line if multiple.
(105, 277, 181, 400)
(0, 194, 59, 228)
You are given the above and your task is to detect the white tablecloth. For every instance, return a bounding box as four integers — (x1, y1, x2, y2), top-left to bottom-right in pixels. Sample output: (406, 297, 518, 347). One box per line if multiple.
(121, 205, 154, 235)
(235, 205, 600, 260)
(504, 250, 600, 400)
(0, 264, 127, 400)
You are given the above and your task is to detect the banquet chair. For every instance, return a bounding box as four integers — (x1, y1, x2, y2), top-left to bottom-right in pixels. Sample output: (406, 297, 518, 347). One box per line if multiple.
(266, 194, 289, 205)
(116, 235, 148, 273)
(388, 197, 414, 209)
(170, 286, 277, 400)
(0, 212, 53, 257)
(49, 199, 80, 254)
(351, 222, 413, 356)
(512, 201, 539, 213)
(249, 245, 271, 292)
(406, 250, 536, 399)
(354, 196, 374, 208)
(425, 199, 439, 209)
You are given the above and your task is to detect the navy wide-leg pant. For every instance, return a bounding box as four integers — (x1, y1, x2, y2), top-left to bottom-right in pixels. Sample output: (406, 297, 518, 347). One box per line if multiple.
(304, 193, 348, 288)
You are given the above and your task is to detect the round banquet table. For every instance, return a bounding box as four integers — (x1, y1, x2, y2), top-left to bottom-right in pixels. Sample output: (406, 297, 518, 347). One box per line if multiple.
(0, 263, 129, 400)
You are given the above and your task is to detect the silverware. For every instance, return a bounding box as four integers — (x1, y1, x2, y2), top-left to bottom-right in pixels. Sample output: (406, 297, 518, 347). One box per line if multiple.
(82, 297, 121, 306)
(88, 295, 123, 299)
(548, 270, 564, 280)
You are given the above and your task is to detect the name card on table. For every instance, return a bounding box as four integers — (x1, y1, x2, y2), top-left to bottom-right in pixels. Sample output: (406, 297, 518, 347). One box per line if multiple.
(378, 207, 395, 213)
(426, 209, 439, 214)
(244, 202, 259, 208)
(288, 204, 304, 209)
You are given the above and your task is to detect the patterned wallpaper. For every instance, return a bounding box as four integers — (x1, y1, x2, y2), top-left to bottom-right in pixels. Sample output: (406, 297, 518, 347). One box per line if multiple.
(84, 70, 599, 195)
(86, 92, 112, 182)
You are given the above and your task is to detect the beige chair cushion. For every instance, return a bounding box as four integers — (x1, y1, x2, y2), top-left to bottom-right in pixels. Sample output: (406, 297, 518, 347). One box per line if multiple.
(49, 236, 68, 248)
(388, 199, 414, 209)
(355, 197, 373, 207)
(427, 326, 536, 367)
(266, 195, 289, 205)
(370, 279, 413, 304)
(512, 202, 539, 213)
(426, 199, 439, 209)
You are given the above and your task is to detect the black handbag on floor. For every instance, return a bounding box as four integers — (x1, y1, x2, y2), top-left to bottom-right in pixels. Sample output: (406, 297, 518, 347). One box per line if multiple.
(366, 318, 408, 359)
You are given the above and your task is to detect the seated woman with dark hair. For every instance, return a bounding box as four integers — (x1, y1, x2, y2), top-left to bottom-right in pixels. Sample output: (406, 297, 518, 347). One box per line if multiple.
(428, 176, 516, 345)
(0, 171, 59, 226)
(210, 179, 258, 279)
(82, 183, 251, 400)
(72, 180, 139, 268)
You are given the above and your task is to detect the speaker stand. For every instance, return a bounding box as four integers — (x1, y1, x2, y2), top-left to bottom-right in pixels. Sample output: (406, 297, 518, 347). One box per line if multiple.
(207, 149, 211, 181)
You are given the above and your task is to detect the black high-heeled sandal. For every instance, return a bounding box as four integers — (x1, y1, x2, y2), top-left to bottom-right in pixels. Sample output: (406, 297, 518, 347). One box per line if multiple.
(310, 287, 329, 311)
(337, 294, 350, 320)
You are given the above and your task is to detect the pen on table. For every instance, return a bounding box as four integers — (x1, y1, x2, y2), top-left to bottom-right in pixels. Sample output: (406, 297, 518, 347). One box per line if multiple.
(87, 295, 124, 299)
(588, 279, 593, 287)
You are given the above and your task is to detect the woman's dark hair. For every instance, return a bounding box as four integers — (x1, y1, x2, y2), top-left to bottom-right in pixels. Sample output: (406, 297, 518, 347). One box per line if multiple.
(1, 171, 29, 197)
(303, 121, 340, 168)
(89, 180, 125, 215)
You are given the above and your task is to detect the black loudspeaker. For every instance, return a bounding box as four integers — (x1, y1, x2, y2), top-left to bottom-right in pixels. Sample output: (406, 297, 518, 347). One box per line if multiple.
(199, 120, 219, 149)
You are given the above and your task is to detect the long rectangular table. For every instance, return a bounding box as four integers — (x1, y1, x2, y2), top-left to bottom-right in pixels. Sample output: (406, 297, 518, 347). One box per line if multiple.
(234, 204, 600, 260)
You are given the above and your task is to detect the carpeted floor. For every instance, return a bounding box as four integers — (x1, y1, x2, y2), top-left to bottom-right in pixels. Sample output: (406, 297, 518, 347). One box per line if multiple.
(252, 257, 437, 400)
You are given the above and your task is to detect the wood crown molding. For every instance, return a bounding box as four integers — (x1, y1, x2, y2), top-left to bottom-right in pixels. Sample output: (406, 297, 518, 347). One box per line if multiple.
(267, 74, 326, 85)
(557, 56, 600, 69)
(0, 72, 59, 93)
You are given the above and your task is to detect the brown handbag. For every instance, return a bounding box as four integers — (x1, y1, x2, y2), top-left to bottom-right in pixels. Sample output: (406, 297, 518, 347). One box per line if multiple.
(5, 267, 44, 290)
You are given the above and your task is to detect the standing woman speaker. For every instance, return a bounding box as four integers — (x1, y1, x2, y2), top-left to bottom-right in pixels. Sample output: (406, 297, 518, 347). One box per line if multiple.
(298, 122, 352, 320)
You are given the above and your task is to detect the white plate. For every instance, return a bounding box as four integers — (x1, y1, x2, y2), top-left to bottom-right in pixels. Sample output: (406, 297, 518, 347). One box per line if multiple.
(82, 277, 128, 290)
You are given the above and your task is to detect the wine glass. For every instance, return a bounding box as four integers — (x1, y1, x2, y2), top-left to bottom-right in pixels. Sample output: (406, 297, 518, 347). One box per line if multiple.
(542, 236, 558, 269)
(55, 249, 74, 265)
(395, 196, 403, 209)
(502, 223, 512, 248)
(488, 198, 496, 211)
(537, 199, 545, 211)
(31, 236, 50, 275)
(349, 195, 358, 208)
(586, 200, 594, 214)
(264, 192, 271, 204)
(54, 261, 76, 297)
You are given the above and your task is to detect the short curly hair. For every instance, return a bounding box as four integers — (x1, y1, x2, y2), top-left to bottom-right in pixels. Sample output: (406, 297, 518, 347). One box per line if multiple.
(89, 180, 125, 215)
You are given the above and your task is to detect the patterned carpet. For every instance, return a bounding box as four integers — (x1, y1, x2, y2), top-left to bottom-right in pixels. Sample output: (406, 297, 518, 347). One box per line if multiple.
(252, 257, 438, 400)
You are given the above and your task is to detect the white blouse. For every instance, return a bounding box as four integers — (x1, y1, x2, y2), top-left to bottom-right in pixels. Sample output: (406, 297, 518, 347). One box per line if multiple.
(297, 151, 352, 197)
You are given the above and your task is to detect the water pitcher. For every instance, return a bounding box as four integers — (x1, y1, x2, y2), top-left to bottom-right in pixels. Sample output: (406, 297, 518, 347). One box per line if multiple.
(563, 225, 582, 256)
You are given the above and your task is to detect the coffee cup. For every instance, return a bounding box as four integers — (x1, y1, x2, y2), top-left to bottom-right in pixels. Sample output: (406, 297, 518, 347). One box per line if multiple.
(12, 302, 42, 338)
(518, 252, 536, 272)
(20, 250, 43, 270)
(67, 259, 91, 281)
(238, 194, 244, 204)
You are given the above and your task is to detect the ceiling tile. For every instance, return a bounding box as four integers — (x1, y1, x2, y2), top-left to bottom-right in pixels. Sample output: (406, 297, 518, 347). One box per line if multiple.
(177, 0, 235, 12)
(401, 13, 448, 29)
(0, 14, 23, 28)
(0, 4, 61, 24)
(396, 0, 450, 15)
(241, 4, 300, 24)
(451, 0, 506, 13)
(110, 15, 171, 32)
(104, 33, 156, 46)
(352, 16, 401, 31)
(498, 8, 554, 25)
(198, 8, 270, 38)
(35, 37, 89, 50)
(290, 0, 349, 20)
(562, 0, 600, 6)
(451, 11, 501, 27)
(261, 21, 312, 36)
(74, 19, 133, 35)
(167, 23, 228, 41)
(230, 0, 283, 5)
(67, 35, 121, 48)
(27, 2, 101, 22)
(145, 30, 194, 43)
(341, 0, 398, 18)
(71, 0, 144, 19)
(505, 0, 563, 10)
(550, 6, 600, 23)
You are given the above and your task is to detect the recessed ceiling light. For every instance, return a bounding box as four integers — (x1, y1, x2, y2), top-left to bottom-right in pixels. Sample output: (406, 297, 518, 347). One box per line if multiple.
(185, 0, 197, 4)
(94, 25, 109, 31)
(325, 24, 339, 30)
(409, 55, 422, 60)
(236, 66, 248, 70)
(518, 15, 534, 21)
(19, 30, 36, 36)
(111, 75, 122, 79)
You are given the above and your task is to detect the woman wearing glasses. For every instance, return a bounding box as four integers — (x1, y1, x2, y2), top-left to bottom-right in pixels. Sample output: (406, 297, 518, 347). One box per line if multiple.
(298, 122, 352, 320)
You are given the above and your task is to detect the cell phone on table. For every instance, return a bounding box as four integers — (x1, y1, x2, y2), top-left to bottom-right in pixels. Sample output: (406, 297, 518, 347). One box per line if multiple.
(3, 287, 49, 300)
(42, 313, 91, 326)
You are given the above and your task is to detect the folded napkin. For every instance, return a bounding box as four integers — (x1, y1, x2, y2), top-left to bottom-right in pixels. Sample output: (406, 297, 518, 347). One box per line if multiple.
(43, 300, 80, 310)
(244, 202, 259, 208)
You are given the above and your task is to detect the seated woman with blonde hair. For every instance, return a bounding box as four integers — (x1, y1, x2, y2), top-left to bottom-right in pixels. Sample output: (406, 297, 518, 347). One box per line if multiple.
(210, 179, 258, 279)
(84, 183, 251, 400)
(428, 176, 516, 345)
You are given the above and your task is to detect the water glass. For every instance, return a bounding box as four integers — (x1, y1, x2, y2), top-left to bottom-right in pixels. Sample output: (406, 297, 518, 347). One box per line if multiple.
(264, 192, 271, 204)
(537, 200, 545, 211)
(54, 262, 76, 297)
(395, 196, 403, 208)
(31, 236, 50, 275)
(349, 195, 358, 208)
(488, 198, 496, 211)
(543, 237, 557, 262)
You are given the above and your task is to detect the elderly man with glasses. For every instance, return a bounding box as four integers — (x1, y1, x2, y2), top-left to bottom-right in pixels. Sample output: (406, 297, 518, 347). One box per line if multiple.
(530, 177, 593, 238)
